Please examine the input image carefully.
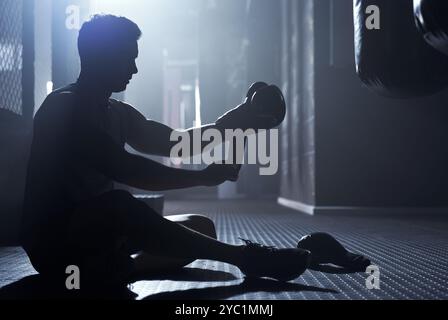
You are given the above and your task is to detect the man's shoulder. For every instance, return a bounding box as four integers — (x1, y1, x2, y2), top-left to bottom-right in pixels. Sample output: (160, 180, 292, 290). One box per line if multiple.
(47, 84, 78, 105)
(47, 90, 77, 106)
(108, 98, 143, 120)
(35, 86, 77, 123)
(109, 98, 133, 111)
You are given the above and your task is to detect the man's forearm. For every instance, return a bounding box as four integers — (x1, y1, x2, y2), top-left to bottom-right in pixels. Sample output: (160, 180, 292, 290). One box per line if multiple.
(185, 123, 219, 154)
(74, 117, 209, 191)
(182, 122, 249, 157)
(118, 153, 207, 191)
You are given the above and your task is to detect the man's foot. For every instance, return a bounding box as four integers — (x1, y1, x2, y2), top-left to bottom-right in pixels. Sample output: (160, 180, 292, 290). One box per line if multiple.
(237, 239, 311, 282)
(297, 233, 371, 271)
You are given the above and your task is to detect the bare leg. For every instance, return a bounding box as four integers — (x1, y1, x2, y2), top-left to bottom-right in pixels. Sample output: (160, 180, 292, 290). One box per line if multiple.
(97, 191, 245, 266)
(67, 191, 242, 266)
(133, 214, 218, 273)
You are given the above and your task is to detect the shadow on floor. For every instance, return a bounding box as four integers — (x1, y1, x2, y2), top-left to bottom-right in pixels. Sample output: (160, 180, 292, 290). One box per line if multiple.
(130, 267, 238, 282)
(0, 274, 138, 300)
(0, 267, 341, 300)
(309, 264, 360, 274)
(141, 277, 339, 300)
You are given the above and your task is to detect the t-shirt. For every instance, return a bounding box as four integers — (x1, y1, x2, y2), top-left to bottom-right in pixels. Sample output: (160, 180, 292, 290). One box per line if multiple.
(21, 83, 131, 251)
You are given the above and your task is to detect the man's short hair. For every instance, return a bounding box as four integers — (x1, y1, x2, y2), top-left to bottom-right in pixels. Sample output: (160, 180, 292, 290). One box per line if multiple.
(78, 14, 141, 65)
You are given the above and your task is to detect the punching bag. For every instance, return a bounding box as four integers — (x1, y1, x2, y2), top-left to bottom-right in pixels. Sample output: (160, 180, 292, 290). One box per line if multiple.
(354, 0, 448, 98)
(414, 0, 448, 57)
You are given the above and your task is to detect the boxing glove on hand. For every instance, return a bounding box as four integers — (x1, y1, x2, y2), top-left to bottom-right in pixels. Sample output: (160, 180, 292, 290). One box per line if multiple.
(215, 82, 286, 131)
(245, 82, 269, 104)
(249, 85, 286, 129)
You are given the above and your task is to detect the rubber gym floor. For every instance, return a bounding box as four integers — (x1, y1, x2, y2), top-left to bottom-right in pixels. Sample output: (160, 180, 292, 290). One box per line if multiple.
(1, 200, 447, 300)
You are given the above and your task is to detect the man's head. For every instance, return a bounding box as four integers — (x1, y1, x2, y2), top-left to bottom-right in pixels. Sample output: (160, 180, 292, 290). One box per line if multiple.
(78, 14, 141, 92)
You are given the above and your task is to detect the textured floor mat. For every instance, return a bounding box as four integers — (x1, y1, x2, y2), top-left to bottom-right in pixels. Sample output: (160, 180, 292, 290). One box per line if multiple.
(1, 200, 448, 300)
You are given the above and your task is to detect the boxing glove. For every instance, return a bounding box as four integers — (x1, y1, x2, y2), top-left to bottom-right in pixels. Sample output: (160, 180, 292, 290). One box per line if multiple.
(216, 82, 286, 130)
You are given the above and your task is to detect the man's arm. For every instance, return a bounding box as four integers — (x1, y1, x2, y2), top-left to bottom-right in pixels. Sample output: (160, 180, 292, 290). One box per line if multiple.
(37, 92, 238, 192)
(121, 82, 284, 158)
(121, 101, 231, 157)
(72, 117, 238, 191)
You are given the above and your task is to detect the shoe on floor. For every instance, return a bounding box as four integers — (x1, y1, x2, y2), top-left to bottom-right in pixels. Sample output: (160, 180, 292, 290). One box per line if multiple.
(297, 232, 371, 271)
(238, 238, 311, 282)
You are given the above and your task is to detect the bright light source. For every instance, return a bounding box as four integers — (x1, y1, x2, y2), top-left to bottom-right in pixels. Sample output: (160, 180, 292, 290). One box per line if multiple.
(89, 0, 164, 18)
(180, 84, 193, 92)
(46, 81, 53, 95)
(194, 78, 201, 128)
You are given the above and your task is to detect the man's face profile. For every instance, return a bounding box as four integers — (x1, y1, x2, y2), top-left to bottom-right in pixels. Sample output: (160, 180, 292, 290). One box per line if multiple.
(78, 15, 142, 93)
(100, 40, 139, 93)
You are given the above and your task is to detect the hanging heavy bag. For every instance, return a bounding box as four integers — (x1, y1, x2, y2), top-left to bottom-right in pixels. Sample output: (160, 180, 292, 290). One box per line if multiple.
(353, 0, 448, 98)
(414, 0, 448, 57)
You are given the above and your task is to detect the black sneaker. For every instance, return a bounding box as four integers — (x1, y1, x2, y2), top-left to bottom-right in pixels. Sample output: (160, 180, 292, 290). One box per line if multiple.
(237, 238, 312, 282)
(297, 233, 371, 271)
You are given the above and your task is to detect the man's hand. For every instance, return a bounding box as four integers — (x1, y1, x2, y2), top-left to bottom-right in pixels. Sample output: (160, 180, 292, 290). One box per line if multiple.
(201, 163, 240, 186)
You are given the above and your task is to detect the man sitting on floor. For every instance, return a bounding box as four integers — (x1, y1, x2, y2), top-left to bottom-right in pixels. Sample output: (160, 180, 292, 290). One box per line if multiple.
(21, 14, 369, 288)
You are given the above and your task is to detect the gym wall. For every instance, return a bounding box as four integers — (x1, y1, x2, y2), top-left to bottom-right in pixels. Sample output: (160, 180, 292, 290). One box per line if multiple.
(0, 0, 34, 244)
(279, 0, 448, 210)
(279, 0, 316, 208)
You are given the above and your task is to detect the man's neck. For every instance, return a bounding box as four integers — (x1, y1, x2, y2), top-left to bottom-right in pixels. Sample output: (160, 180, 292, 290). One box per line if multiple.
(76, 73, 112, 107)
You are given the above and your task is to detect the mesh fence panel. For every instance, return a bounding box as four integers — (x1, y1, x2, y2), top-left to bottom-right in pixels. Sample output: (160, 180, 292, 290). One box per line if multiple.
(0, 0, 23, 115)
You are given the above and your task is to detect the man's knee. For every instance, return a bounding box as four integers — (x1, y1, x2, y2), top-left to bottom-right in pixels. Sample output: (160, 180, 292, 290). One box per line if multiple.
(190, 215, 216, 238)
(168, 214, 217, 239)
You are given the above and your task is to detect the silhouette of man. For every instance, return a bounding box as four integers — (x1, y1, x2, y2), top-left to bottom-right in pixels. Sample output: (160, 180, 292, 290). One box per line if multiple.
(21, 15, 311, 286)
